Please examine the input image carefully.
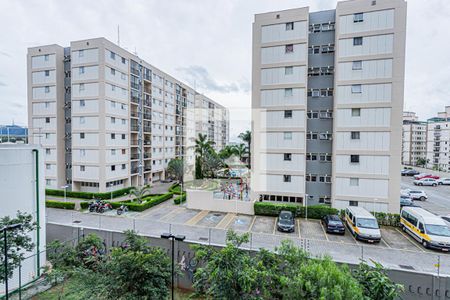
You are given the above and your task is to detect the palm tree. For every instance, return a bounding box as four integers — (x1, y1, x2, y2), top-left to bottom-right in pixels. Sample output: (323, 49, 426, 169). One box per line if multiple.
(194, 133, 215, 179)
(167, 158, 184, 183)
(203, 151, 223, 178)
(232, 143, 248, 162)
(238, 130, 251, 168)
(129, 185, 151, 203)
(218, 145, 235, 160)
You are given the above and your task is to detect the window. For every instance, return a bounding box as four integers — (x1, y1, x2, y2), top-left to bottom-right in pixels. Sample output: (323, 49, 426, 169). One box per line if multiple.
(80, 165, 85, 172)
(111, 133, 115, 139)
(306, 174, 317, 182)
(80, 133, 85, 139)
(44, 54, 49, 61)
(350, 178, 359, 186)
(122, 57, 126, 64)
(46, 164, 51, 170)
(80, 99, 85, 107)
(351, 131, 360, 140)
(46, 179, 51, 186)
(122, 134, 126, 140)
(284, 153, 292, 161)
(45, 148, 51, 155)
(350, 155, 360, 163)
(319, 133, 331, 140)
(307, 111, 319, 119)
(79, 83, 85, 91)
(283, 132, 292, 140)
(308, 46, 320, 54)
(354, 13, 364, 23)
(79, 116, 85, 124)
(111, 165, 116, 171)
(110, 51, 116, 60)
(351, 108, 361, 117)
(349, 201, 358, 207)
(79, 66, 85, 74)
(78, 50, 84, 57)
(111, 68, 116, 75)
(286, 22, 294, 31)
(285, 66, 293, 75)
(352, 61, 362, 70)
(122, 119, 126, 125)
(122, 164, 126, 170)
(353, 37, 363, 46)
(45, 117, 50, 123)
(111, 117, 116, 124)
(44, 70, 50, 77)
(45, 133, 50, 139)
(44, 102, 50, 108)
(319, 175, 331, 183)
(122, 149, 126, 155)
(45, 86, 50, 93)
(285, 44, 294, 53)
(284, 110, 293, 118)
(351, 84, 362, 93)
(306, 132, 318, 140)
(111, 149, 116, 155)
(80, 149, 86, 156)
(319, 111, 332, 119)
(322, 45, 335, 54)
(284, 88, 293, 97)
(283, 175, 291, 182)
(322, 22, 335, 31)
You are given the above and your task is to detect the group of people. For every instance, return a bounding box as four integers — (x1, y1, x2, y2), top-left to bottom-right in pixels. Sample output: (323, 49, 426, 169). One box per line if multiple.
(219, 180, 249, 201)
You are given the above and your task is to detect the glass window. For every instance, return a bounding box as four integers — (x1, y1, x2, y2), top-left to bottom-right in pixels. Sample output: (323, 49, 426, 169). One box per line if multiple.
(352, 61, 362, 70)
(111, 133, 115, 139)
(284, 132, 292, 140)
(80, 133, 85, 139)
(44, 70, 50, 77)
(349, 201, 358, 207)
(350, 178, 359, 186)
(283, 175, 291, 182)
(79, 83, 85, 91)
(45, 86, 50, 93)
(352, 108, 361, 117)
(353, 37, 363, 46)
(111, 68, 116, 75)
(110, 51, 116, 60)
(285, 66, 293, 75)
(79, 116, 85, 124)
(284, 110, 293, 118)
(80, 100, 85, 107)
(286, 22, 294, 31)
(45, 117, 50, 123)
(284, 153, 292, 161)
(351, 84, 362, 93)
(284, 88, 293, 97)
(350, 155, 360, 163)
(79, 66, 85, 74)
(44, 54, 49, 61)
(285, 44, 294, 53)
(80, 166, 85, 172)
(351, 131, 360, 139)
(354, 13, 364, 23)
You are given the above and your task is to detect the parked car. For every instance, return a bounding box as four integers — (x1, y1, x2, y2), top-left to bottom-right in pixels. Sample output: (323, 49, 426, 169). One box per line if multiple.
(277, 211, 295, 233)
(402, 169, 420, 176)
(400, 195, 418, 207)
(437, 178, 450, 185)
(408, 190, 428, 201)
(414, 173, 440, 180)
(440, 214, 450, 227)
(413, 178, 438, 186)
(322, 215, 345, 234)
(401, 189, 411, 196)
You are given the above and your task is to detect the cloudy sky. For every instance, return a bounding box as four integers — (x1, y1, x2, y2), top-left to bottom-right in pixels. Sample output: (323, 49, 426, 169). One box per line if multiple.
(0, 0, 449, 141)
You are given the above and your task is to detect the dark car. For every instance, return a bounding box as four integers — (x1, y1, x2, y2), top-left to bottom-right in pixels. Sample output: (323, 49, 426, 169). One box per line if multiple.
(322, 215, 345, 234)
(277, 211, 295, 233)
(400, 195, 420, 208)
(401, 169, 420, 176)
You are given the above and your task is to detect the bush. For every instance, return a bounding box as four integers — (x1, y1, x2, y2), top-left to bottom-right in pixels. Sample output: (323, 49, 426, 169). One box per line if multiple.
(46, 187, 134, 200)
(173, 193, 186, 205)
(46, 200, 75, 210)
(254, 202, 338, 219)
(79, 193, 173, 212)
(169, 184, 182, 195)
(374, 212, 400, 227)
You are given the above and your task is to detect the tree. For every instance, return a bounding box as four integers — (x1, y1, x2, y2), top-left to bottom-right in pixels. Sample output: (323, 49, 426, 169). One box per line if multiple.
(0, 211, 36, 283)
(416, 157, 427, 167)
(202, 150, 223, 178)
(232, 143, 248, 162)
(195, 133, 215, 179)
(122, 230, 150, 253)
(129, 185, 151, 203)
(353, 261, 404, 300)
(218, 145, 235, 160)
(167, 158, 184, 182)
(238, 130, 251, 168)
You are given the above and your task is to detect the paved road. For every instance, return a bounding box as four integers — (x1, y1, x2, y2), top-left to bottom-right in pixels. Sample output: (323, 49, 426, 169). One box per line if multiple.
(401, 176, 450, 215)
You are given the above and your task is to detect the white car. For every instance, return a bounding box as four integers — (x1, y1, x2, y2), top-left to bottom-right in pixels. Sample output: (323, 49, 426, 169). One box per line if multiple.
(413, 178, 438, 186)
(438, 178, 450, 185)
(407, 190, 428, 201)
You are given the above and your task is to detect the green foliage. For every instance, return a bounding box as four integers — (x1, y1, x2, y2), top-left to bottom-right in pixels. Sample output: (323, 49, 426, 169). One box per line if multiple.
(0, 211, 37, 283)
(45, 187, 133, 200)
(195, 156, 203, 180)
(122, 230, 150, 253)
(353, 261, 404, 300)
(76, 234, 105, 270)
(416, 157, 427, 167)
(167, 158, 184, 182)
(169, 184, 182, 194)
(45, 200, 75, 210)
(195, 133, 217, 179)
(129, 185, 152, 203)
(173, 193, 186, 205)
(46, 240, 79, 269)
(238, 130, 251, 168)
(202, 150, 223, 178)
(373, 212, 400, 227)
(231, 143, 248, 161)
(218, 145, 235, 160)
(80, 193, 173, 212)
(254, 202, 338, 219)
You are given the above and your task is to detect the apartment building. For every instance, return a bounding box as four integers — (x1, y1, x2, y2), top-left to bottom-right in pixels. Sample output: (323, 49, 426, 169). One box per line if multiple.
(426, 106, 450, 172)
(402, 111, 427, 166)
(28, 38, 228, 192)
(252, 0, 407, 213)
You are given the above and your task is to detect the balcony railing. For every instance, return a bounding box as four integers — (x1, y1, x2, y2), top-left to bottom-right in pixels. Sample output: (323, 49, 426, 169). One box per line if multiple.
(130, 154, 139, 160)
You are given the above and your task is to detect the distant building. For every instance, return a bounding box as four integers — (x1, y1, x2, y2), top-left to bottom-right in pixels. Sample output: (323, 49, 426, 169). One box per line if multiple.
(0, 144, 46, 296)
(0, 124, 28, 143)
(426, 106, 450, 171)
(402, 112, 427, 166)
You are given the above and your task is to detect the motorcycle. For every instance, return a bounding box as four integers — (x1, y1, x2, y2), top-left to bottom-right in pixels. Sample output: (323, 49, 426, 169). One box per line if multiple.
(97, 202, 113, 213)
(117, 205, 129, 215)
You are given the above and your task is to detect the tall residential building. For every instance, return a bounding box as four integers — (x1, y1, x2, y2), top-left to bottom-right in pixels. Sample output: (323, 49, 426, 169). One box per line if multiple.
(426, 106, 450, 172)
(28, 37, 228, 192)
(402, 111, 427, 166)
(252, 0, 407, 213)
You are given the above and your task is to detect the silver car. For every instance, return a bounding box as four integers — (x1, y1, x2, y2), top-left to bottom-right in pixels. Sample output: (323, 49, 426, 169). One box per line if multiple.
(438, 178, 450, 185)
(408, 190, 428, 201)
(413, 178, 438, 186)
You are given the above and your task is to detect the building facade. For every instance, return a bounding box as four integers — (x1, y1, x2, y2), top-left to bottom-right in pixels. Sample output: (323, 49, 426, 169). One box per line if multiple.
(402, 112, 427, 166)
(28, 38, 228, 192)
(0, 124, 28, 143)
(426, 106, 450, 172)
(252, 0, 407, 213)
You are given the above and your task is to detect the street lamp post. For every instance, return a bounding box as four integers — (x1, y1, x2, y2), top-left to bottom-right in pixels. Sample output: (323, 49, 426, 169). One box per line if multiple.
(61, 185, 69, 203)
(1, 223, 22, 300)
(161, 233, 186, 300)
(305, 194, 308, 220)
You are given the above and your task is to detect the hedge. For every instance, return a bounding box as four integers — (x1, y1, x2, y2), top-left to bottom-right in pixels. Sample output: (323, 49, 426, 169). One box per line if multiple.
(46, 186, 134, 200)
(339, 210, 401, 227)
(45, 200, 75, 210)
(173, 193, 186, 205)
(169, 184, 182, 195)
(80, 193, 173, 212)
(254, 202, 338, 219)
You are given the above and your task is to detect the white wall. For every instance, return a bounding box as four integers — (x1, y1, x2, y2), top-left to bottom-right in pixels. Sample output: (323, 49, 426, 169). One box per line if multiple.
(336, 83, 391, 104)
(72, 83, 99, 98)
(261, 21, 307, 43)
(32, 102, 56, 116)
(72, 133, 99, 147)
(261, 44, 306, 64)
(260, 174, 304, 193)
(72, 99, 99, 114)
(336, 108, 391, 127)
(105, 83, 128, 101)
(260, 132, 304, 149)
(72, 149, 99, 164)
(71, 48, 99, 65)
(261, 110, 305, 128)
(338, 34, 393, 57)
(105, 49, 128, 73)
(72, 116, 99, 131)
(73, 165, 99, 180)
(335, 177, 389, 198)
(260, 153, 304, 171)
(72, 65, 99, 81)
(31, 54, 55, 69)
(105, 66, 128, 86)
(32, 86, 56, 100)
(335, 132, 390, 151)
(32, 70, 56, 84)
(339, 9, 394, 34)
(335, 155, 390, 175)
(261, 66, 306, 85)
(105, 100, 128, 116)
(261, 88, 305, 107)
(338, 59, 392, 81)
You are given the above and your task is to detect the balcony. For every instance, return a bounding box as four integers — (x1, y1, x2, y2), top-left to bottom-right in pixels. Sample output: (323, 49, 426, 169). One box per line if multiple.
(130, 153, 139, 160)
(130, 125, 139, 132)
(131, 140, 139, 146)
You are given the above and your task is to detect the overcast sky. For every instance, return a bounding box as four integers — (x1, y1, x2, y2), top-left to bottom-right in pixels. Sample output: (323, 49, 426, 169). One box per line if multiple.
(0, 0, 448, 141)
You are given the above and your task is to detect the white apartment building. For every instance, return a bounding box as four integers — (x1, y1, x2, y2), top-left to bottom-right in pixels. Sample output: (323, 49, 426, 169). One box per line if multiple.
(28, 38, 228, 192)
(402, 111, 427, 166)
(252, 0, 406, 213)
(426, 106, 450, 172)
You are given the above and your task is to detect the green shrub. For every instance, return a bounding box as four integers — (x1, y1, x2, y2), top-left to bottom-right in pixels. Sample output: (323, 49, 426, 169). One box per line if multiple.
(45, 187, 134, 200)
(169, 184, 182, 195)
(79, 193, 173, 212)
(46, 200, 75, 210)
(374, 212, 400, 227)
(254, 202, 338, 219)
(173, 193, 186, 205)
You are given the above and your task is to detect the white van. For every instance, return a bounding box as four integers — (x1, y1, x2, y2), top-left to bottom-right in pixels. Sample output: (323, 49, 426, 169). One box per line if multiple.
(345, 207, 381, 243)
(400, 207, 450, 251)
